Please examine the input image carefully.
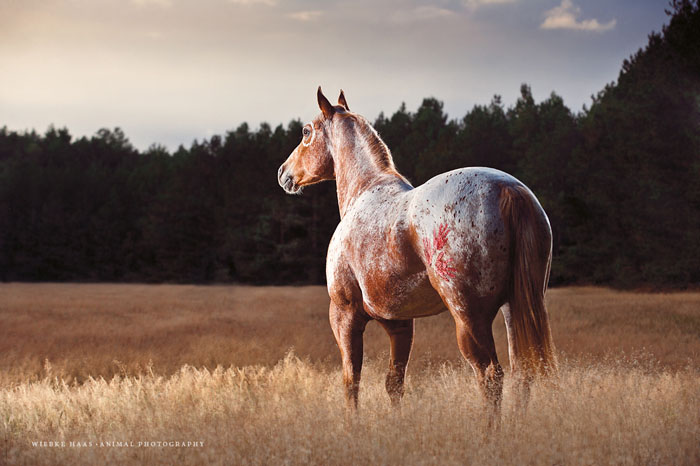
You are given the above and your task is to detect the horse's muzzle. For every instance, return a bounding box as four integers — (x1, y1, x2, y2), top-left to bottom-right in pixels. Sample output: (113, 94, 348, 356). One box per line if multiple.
(278, 166, 302, 195)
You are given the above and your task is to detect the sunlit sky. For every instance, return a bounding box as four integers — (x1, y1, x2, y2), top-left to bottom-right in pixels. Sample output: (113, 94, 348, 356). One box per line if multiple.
(1, 0, 668, 150)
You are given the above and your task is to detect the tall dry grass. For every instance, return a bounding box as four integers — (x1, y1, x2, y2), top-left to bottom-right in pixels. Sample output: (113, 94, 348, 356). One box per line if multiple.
(2, 356, 698, 465)
(1, 284, 699, 465)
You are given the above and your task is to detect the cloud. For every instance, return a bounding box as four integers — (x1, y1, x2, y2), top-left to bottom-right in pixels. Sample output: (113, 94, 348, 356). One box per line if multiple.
(390, 6, 455, 24)
(540, 0, 616, 32)
(288, 10, 323, 22)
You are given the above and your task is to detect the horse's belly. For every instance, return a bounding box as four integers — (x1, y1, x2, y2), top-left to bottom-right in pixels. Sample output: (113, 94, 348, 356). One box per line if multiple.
(361, 270, 446, 320)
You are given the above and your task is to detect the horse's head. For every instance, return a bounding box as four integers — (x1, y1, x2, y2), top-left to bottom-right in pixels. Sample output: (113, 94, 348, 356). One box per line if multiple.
(277, 87, 350, 194)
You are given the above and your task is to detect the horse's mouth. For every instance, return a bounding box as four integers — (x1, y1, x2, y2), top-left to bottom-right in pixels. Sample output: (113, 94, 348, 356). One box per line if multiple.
(281, 177, 303, 195)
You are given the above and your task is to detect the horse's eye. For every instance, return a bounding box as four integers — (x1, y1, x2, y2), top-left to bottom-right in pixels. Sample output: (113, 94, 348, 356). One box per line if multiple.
(303, 127, 311, 137)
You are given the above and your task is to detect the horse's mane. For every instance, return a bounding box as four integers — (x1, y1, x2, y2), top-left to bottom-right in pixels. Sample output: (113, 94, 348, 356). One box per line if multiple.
(351, 114, 406, 181)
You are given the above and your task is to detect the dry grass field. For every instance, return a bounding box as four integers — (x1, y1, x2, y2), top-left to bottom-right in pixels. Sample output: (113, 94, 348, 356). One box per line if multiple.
(1, 284, 699, 465)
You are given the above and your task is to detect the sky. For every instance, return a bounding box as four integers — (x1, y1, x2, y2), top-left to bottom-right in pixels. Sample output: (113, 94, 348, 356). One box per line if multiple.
(1, 0, 670, 151)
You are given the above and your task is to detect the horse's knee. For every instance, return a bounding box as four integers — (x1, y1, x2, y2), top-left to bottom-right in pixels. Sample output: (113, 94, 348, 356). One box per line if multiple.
(377, 318, 413, 407)
(330, 302, 369, 410)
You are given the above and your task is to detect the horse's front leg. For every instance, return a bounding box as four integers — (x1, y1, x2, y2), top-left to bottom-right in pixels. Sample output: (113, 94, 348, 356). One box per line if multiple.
(329, 302, 369, 410)
(377, 319, 414, 407)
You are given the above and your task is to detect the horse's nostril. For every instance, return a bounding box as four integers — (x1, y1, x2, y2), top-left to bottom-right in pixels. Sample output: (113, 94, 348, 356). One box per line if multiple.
(277, 166, 284, 178)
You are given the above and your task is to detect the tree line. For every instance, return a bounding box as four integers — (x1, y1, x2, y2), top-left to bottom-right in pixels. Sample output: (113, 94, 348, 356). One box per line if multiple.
(1, 1, 698, 287)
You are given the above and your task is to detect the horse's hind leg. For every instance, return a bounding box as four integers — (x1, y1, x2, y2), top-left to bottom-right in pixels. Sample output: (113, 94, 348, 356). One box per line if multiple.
(329, 302, 369, 410)
(449, 300, 504, 414)
(377, 319, 414, 406)
(501, 303, 531, 411)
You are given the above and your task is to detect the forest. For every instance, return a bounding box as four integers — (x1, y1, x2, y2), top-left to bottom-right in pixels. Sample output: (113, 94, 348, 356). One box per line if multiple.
(1, 1, 698, 287)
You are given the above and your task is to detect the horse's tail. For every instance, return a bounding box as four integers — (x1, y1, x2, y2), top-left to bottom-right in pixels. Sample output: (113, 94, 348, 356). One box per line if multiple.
(499, 184, 557, 378)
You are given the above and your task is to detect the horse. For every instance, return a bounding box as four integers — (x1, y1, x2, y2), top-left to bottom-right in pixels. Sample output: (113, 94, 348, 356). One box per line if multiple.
(277, 87, 556, 412)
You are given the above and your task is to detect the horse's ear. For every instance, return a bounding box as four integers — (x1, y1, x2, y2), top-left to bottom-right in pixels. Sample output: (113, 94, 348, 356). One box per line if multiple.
(317, 86, 335, 119)
(338, 90, 350, 111)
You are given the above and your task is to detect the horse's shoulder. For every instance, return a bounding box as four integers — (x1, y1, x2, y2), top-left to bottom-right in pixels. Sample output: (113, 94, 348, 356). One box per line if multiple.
(326, 224, 360, 300)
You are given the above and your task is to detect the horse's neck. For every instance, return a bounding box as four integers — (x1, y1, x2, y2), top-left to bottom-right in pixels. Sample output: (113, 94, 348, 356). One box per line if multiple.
(333, 129, 406, 218)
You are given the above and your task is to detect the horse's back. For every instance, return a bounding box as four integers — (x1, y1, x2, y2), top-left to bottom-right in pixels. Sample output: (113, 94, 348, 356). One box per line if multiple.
(414, 164, 514, 200)
(409, 167, 521, 236)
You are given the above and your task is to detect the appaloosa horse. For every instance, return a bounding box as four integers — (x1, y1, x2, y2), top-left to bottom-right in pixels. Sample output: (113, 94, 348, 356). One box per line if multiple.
(278, 88, 556, 411)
